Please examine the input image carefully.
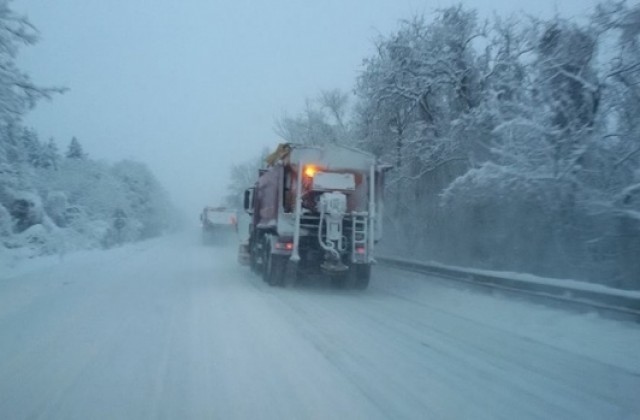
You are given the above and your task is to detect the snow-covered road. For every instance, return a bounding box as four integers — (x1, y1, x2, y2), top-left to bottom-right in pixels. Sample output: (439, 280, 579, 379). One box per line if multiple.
(1, 232, 639, 419)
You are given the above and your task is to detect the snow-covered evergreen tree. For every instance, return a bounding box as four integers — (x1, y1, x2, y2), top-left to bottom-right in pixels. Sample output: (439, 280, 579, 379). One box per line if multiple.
(41, 138, 60, 170)
(65, 137, 87, 159)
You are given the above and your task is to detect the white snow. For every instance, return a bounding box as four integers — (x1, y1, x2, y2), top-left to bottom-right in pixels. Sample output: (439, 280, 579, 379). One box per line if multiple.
(382, 256, 640, 299)
(375, 265, 640, 374)
(0, 230, 639, 419)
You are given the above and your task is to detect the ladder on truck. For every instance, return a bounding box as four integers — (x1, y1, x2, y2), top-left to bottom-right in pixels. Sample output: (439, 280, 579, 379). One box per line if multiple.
(351, 212, 368, 261)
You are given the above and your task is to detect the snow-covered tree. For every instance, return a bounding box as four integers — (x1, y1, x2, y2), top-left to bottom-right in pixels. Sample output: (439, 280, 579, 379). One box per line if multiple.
(41, 138, 60, 170)
(0, 1, 63, 122)
(65, 137, 87, 159)
(111, 160, 174, 239)
(0, 0, 177, 261)
(275, 89, 352, 146)
(225, 148, 269, 208)
(353, 6, 487, 248)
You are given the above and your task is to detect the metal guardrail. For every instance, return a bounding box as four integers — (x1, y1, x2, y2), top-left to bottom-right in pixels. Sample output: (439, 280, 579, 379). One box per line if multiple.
(377, 256, 640, 319)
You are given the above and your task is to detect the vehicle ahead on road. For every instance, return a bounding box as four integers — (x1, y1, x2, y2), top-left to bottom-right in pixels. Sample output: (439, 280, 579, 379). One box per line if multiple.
(200, 206, 237, 245)
(239, 143, 390, 289)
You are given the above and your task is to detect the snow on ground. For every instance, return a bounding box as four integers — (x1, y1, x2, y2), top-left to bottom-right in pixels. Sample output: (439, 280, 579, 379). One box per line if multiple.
(380, 256, 640, 299)
(1, 230, 639, 419)
(373, 266, 640, 374)
(0, 238, 154, 281)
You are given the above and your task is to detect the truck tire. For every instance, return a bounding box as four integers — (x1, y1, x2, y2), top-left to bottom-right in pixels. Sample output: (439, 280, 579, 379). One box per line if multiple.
(352, 264, 371, 290)
(249, 241, 259, 273)
(263, 241, 286, 286)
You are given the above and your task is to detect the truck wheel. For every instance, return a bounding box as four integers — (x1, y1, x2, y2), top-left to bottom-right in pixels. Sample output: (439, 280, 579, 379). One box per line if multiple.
(262, 241, 286, 286)
(249, 242, 259, 273)
(264, 253, 287, 286)
(250, 254, 258, 273)
(352, 264, 371, 290)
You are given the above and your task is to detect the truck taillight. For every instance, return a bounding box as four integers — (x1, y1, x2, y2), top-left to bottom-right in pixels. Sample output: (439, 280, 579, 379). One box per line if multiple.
(275, 242, 294, 251)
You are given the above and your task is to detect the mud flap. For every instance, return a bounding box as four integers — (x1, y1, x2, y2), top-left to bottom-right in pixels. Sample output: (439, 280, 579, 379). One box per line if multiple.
(283, 260, 298, 288)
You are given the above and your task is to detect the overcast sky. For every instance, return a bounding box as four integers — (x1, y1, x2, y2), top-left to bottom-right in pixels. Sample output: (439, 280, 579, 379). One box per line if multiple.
(14, 0, 602, 216)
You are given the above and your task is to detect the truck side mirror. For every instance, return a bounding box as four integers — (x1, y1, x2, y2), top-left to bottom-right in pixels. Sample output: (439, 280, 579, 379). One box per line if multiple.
(243, 188, 254, 214)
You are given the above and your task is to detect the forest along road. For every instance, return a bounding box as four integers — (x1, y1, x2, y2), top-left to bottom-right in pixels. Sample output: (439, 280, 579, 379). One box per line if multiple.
(1, 232, 639, 419)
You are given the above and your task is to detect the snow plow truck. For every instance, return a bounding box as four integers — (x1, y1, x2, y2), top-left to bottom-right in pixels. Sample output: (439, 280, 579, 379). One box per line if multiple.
(200, 206, 237, 245)
(238, 143, 389, 289)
